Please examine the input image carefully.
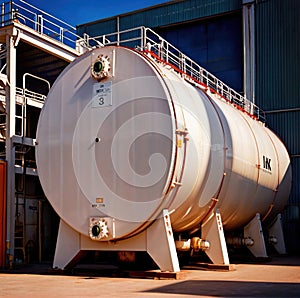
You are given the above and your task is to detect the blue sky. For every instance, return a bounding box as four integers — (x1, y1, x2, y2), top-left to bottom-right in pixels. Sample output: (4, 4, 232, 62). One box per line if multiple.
(21, 0, 171, 26)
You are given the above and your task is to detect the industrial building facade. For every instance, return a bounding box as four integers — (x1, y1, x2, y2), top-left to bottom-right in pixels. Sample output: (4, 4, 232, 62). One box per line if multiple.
(0, 0, 299, 267)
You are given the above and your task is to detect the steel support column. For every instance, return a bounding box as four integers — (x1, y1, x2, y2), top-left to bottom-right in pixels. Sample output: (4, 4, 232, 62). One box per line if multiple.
(5, 28, 17, 266)
(243, 0, 256, 103)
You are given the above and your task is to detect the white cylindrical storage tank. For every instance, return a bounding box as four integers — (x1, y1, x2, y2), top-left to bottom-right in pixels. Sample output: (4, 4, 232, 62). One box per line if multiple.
(36, 46, 291, 247)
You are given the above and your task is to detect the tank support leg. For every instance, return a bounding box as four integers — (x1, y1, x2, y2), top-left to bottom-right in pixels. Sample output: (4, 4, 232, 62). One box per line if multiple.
(146, 209, 180, 272)
(268, 213, 286, 254)
(244, 213, 268, 258)
(201, 210, 229, 265)
(53, 219, 81, 269)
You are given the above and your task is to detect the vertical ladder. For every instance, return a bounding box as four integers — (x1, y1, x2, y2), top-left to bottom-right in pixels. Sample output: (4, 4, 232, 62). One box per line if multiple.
(14, 142, 29, 264)
(14, 193, 26, 263)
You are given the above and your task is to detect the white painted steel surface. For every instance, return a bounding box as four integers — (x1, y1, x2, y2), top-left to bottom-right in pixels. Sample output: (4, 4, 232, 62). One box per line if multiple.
(36, 46, 292, 241)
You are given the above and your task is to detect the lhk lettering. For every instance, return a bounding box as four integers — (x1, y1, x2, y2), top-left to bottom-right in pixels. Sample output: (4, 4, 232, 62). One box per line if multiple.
(263, 155, 271, 171)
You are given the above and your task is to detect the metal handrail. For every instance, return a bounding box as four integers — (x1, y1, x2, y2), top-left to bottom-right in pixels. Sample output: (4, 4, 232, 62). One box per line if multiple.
(15, 87, 46, 137)
(91, 26, 145, 48)
(0, 0, 99, 50)
(143, 27, 265, 121)
(0, 1, 265, 121)
(89, 26, 265, 121)
(16, 87, 46, 102)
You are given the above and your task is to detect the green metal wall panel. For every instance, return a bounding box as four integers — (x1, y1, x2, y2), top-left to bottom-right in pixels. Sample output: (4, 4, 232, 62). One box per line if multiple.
(119, 0, 242, 30)
(255, 0, 300, 110)
(282, 156, 300, 253)
(77, 0, 242, 36)
(256, 0, 300, 253)
(266, 111, 300, 161)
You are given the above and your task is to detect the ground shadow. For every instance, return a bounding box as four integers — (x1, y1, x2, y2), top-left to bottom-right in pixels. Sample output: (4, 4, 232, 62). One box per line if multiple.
(143, 280, 300, 297)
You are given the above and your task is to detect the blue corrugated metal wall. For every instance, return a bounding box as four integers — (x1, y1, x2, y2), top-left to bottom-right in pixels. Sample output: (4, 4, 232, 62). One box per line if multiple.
(256, 0, 300, 253)
(156, 13, 243, 91)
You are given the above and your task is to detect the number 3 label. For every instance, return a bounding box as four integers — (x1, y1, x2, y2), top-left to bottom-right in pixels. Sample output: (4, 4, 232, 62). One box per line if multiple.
(92, 82, 112, 108)
(97, 97, 104, 105)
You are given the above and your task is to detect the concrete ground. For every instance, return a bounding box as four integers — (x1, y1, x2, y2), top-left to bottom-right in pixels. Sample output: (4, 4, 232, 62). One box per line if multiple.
(0, 255, 300, 297)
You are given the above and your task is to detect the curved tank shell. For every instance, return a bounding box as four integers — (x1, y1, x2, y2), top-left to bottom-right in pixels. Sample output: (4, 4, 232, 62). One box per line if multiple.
(36, 46, 291, 268)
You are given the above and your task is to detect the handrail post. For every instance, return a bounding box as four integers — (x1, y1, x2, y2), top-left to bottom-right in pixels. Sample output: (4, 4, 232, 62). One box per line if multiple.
(159, 39, 163, 60)
(37, 14, 43, 34)
(9, 0, 12, 22)
(34, 13, 37, 30)
(60, 27, 63, 43)
(180, 53, 185, 73)
(1, 3, 4, 26)
(142, 26, 146, 49)
(250, 102, 254, 115)
(165, 42, 169, 63)
(83, 33, 89, 47)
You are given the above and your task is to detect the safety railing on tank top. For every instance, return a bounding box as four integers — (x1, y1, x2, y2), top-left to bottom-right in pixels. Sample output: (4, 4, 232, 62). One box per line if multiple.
(89, 26, 265, 122)
(0, 1, 265, 122)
